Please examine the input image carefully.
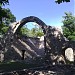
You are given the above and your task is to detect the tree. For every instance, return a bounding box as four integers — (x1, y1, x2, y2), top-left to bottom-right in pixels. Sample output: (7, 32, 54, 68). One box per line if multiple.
(0, 0, 16, 34)
(19, 26, 30, 36)
(55, 0, 70, 4)
(0, 8, 16, 34)
(0, 0, 71, 6)
(19, 25, 44, 38)
(0, 0, 9, 23)
(0, 0, 9, 6)
(30, 28, 37, 37)
(2, 8, 16, 25)
(30, 26, 44, 37)
(62, 12, 75, 41)
(36, 27, 44, 37)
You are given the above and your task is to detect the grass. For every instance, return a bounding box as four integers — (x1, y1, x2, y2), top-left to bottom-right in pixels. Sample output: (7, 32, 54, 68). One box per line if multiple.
(0, 61, 42, 72)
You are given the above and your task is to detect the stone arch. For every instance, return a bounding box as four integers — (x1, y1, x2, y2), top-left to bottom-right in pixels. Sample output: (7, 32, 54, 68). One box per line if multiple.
(13, 16, 47, 34)
(11, 16, 47, 60)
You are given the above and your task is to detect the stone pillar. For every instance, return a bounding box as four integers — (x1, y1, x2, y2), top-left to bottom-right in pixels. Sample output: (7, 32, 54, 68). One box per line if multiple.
(21, 50, 26, 60)
(65, 48, 74, 62)
(43, 29, 50, 64)
(0, 51, 4, 62)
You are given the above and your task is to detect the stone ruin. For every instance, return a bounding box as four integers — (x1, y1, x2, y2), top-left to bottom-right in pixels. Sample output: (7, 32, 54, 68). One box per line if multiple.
(0, 16, 75, 65)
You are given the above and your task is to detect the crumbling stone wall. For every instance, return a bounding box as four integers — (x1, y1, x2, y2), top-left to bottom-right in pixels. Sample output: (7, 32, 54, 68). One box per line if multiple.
(0, 16, 75, 64)
(45, 26, 75, 64)
(0, 26, 75, 64)
(0, 16, 46, 62)
(3, 36, 45, 61)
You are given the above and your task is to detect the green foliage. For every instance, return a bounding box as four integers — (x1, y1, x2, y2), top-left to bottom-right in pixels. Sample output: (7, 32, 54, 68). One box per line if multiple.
(1, 25, 9, 34)
(55, 0, 70, 4)
(0, 0, 16, 35)
(19, 26, 30, 36)
(0, 8, 16, 34)
(19, 26, 44, 38)
(62, 12, 75, 41)
(30, 28, 37, 37)
(0, 0, 9, 23)
(0, 0, 9, 6)
(68, 36, 75, 41)
(0, 8, 16, 25)
(29, 27, 44, 37)
(36, 28, 44, 37)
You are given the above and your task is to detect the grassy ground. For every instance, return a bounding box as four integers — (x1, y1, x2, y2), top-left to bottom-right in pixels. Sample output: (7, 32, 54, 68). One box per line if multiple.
(0, 61, 42, 72)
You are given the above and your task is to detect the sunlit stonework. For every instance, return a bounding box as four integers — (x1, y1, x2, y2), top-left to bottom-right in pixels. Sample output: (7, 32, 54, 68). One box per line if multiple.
(0, 16, 74, 65)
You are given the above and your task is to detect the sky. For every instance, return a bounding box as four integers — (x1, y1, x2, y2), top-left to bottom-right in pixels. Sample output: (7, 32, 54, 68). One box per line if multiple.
(4, 0, 74, 29)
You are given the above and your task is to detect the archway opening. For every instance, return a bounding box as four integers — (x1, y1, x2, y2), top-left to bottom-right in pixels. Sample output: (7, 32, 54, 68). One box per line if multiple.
(18, 22, 44, 38)
(15, 22, 45, 61)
